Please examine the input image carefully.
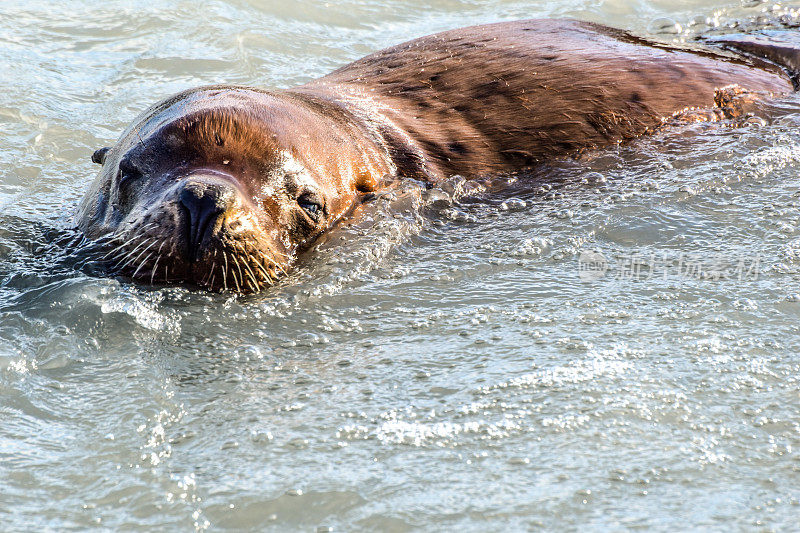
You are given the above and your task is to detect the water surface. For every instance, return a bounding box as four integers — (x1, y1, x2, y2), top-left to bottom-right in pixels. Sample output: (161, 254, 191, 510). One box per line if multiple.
(2, 0, 800, 530)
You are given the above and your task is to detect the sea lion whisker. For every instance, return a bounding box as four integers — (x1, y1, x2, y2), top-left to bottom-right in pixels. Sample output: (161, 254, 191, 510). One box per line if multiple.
(112, 228, 150, 251)
(101, 235, 125, 254)
(93, 233, 118, 245)
(237, 256, 259, 288)
(150, 253, 162, 284)
(129, 239, 159, 267)
(230, 264, 241, 293)
(256, 260, 278, 281)
(113, 238, 153, 269)
(243, 275, 257, 292)
(113, 252, 139, 272)
(232, 254, 244, 284)
(256, 257, 278, 286)
(250, 254, 273, 283)
(112, 224, 154, 250)
(116, 238, 156, 271)
(269, 248, 290, 260)
(102, 235, 137, 259)
(256, 250, 279, 270)
(222, 251, 229, 291)
(266, 255, 288, 278)
(132, 252, 154, 278)
(202, 260, 217, 286)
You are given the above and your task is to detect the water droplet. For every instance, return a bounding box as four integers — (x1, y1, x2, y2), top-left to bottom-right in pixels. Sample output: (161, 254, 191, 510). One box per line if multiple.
(250, 431, 273, 444)
(500, 198, 527, 211)
(288, 438, 309, 449)
(584, 172, 607, 184)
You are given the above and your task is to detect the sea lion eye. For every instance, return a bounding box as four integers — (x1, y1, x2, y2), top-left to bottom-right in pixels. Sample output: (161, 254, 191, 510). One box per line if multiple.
(297, 192, 323, 221)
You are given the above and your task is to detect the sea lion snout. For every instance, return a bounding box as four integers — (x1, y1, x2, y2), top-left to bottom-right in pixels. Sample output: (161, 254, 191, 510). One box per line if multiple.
(176, 175, 237, 262)
(146, 169, 292, 292)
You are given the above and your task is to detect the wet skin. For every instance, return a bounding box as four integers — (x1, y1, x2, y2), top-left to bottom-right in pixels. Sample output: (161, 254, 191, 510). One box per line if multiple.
(77, 19, 795, 292)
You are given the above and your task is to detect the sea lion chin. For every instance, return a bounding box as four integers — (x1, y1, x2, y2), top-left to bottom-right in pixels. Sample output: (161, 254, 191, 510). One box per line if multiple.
(76, 18, 798, 293)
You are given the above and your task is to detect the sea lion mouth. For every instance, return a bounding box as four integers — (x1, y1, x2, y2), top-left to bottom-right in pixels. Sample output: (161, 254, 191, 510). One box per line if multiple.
(102, 227, 288, 293)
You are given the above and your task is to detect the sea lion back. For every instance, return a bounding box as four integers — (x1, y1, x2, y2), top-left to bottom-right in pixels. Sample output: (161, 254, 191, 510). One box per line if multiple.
(301, 19, 794, 178)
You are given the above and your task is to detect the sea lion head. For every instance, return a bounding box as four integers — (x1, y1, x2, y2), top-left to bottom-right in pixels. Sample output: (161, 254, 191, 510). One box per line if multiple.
(77, 86, 389, 292)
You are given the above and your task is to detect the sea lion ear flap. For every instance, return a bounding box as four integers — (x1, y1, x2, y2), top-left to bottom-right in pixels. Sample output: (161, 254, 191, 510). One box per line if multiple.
(91, 147, 111, 165)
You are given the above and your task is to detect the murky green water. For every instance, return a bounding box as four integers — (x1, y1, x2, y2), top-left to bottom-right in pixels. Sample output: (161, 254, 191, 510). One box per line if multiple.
(3, 0, 800, 530)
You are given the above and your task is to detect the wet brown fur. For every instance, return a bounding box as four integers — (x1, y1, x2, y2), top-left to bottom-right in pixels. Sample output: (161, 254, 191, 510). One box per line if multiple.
(296, 20, 791, 179)
(78, 19, 795, 292)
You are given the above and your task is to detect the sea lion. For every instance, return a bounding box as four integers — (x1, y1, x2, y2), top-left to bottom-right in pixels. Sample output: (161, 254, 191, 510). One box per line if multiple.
(77, 19, 799, 292)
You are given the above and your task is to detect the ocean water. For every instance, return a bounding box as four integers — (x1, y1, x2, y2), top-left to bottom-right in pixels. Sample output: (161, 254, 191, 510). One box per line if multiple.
(2, 0, 800, 530)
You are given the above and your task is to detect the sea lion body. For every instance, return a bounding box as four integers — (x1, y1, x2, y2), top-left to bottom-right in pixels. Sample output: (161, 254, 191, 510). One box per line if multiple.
(299, 20, 792, 178)
(77, 19, 798, 292)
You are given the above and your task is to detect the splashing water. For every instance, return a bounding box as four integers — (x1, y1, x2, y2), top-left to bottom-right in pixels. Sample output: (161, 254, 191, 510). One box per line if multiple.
(3, 1, 800, 531)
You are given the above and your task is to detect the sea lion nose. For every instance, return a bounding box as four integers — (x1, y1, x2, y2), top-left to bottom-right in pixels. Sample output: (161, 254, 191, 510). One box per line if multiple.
(178, 178, 235, 260)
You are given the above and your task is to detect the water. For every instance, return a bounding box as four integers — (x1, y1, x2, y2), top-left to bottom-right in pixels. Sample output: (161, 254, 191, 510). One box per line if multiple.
(3, 0, 800, 530)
